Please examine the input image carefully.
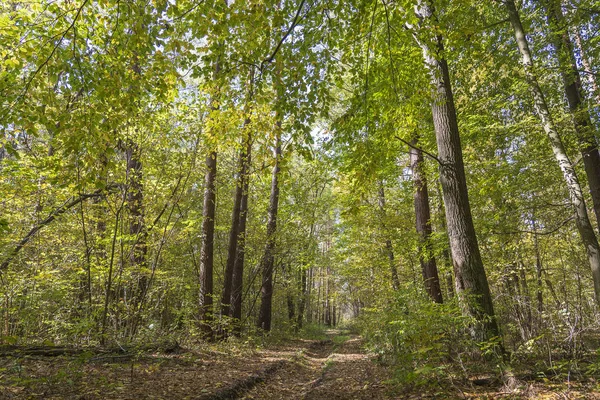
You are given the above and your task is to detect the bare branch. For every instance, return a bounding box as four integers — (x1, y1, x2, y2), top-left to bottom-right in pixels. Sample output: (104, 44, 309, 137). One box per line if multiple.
(394, 135, 442, 165)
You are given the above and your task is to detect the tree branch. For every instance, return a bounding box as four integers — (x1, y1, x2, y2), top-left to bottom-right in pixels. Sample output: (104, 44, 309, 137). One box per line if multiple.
(490, 216, 575, 236)
(260, 0, 308, 70)
(394, 135, 442, 165)
(0, 185, 116, 272)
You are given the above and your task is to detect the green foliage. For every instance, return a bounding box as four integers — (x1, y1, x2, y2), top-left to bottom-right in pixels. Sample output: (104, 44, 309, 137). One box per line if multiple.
(359, 285, 468, 386)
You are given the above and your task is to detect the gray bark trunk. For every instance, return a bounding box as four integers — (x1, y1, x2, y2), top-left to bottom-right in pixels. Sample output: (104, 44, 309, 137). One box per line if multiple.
(410, 138, 443, 303)
(199, 151, 217, 338)
(414, 0, 499, 340)
(505, 0, 600, 305)
(257, 133, 282, 331)
(230, 134, 252, 332)
(542, 0, 600, 231)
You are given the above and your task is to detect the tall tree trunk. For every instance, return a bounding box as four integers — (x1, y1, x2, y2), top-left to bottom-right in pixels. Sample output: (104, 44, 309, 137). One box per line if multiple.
(221, 131, 251, 318)
(199, 151, 217, 338)
(532, 217, 544, 313)
(414, 0, 499, 340)
(505, 0, 600, 305)
(542, 0, 600, 230)
(436, 181, 455, 298)
(220, 151, 243, 319)
(257, 133, 282, 331)
(297, 266, 307, 329)
(221, 71, 255, 319)
(230, 134, 252, 332)
(377, 184, 401, 291)
(306, 267, 313, 323)
(410, 138, 443, 303)
(287, 276, 296, 324)
(324, 266, 331, 326)
(198, 46, 223, 338)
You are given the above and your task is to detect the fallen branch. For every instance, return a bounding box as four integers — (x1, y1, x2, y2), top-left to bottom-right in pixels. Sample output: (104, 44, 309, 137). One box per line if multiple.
(0, 340, 181, 359)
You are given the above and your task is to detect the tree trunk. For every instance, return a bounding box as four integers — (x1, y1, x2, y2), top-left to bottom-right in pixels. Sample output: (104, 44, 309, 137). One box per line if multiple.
(377, 184, 401, 291)
(414, 0, 499, 340)
(199, 151, 217, 338)
(410, 138, 443, 303)
(542, 0, 600, 231)
(230, 134, 252, 332)
(287, 290, 296, 323)
(257, 133, 282, 331)
(436, 181, 455, 298)
(533, 220, 544, 313)
(505, 0, 600, 305)
(221, 70, 255, 320)
(221, 130, 251, 318)
(220, 154, 243, 319)
(297, 267, 307, 329)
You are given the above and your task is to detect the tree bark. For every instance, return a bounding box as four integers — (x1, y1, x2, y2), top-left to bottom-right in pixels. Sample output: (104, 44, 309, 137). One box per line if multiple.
(297, 266, 307, 329)
(542, 0, 600, 231)
(414, 0, 499, 340)
(221, 70, 254, 320)
(230, 134, 252, 332)
(505, 0, 600, 305)
(409, 138, 443, 303)
(199, 151, 217, 338)
(257, 132, 282, 332)
(221, 130, 251, 318)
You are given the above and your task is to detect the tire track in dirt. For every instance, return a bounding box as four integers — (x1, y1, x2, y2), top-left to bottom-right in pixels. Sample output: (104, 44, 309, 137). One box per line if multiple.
(240, 333, 392, 400)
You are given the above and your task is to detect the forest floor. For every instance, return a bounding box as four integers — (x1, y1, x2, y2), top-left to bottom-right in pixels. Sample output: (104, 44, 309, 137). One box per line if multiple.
(1, 329, 600, 399)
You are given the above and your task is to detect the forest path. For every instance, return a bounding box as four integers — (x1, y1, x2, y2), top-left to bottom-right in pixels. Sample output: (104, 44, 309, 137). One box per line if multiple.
(240, 329, 391, 400)
(4, 330, 600, 399)
(0, 329, 393, 400)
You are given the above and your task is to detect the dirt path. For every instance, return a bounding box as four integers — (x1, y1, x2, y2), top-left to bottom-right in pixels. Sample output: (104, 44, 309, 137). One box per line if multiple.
(0, 330, 393, 400)
(241, 331, 391, 400)
(4, 332, 600, 399)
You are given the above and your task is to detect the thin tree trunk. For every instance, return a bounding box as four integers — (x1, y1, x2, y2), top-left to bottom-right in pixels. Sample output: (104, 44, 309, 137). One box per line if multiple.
(532, 217, 544, 313)
(437, 181, 454, 298)
(230, 134, 252, 332)
(377, 184, 401, 291)
(410, 138, 443, 303)
(221, 71, 255, 319)
(257, 133, 282, 331)
(199, 151, 217, 338)
(297, 266, 307, 329)
(325, 266, 331, 326)
(220, 154, 243, 319)
(505, 0, 600, 305)
(414, 0, 499, 340)
(198, 47, 223, 338)
(543, 0, 600, 230)
(287, 281, 296, 323)
(306, 267, 313, 323)
(221, 132, 251, 318)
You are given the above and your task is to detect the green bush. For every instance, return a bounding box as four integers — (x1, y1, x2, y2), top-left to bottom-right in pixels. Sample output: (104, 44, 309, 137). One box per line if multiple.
(359, 286, 470, 385)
